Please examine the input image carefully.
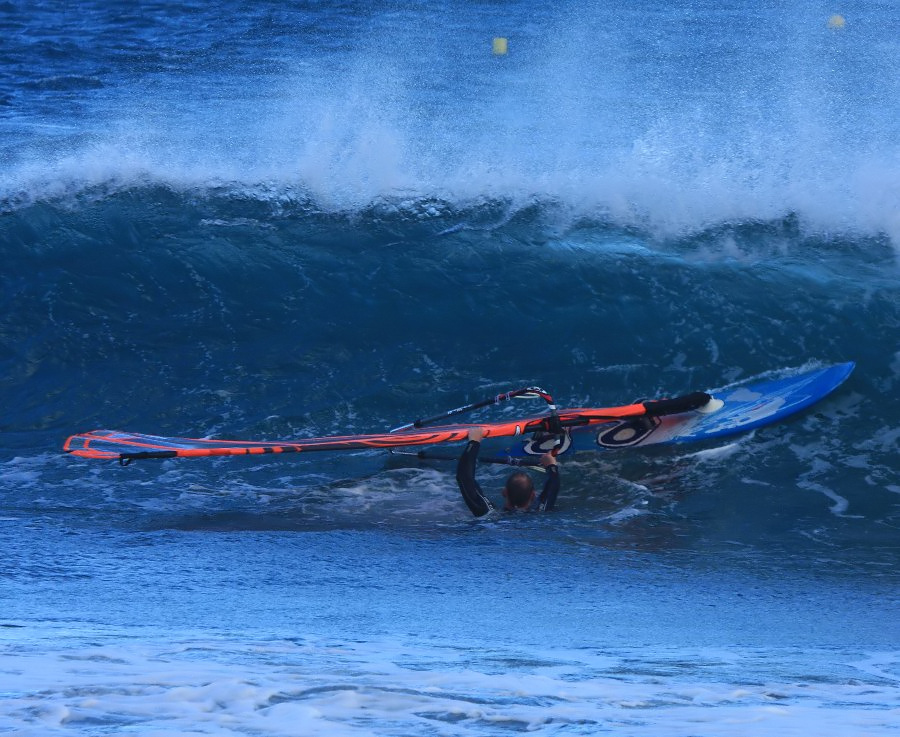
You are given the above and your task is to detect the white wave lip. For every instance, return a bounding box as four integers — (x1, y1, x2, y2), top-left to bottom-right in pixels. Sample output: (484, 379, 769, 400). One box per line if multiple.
(2, 3, 899, 245)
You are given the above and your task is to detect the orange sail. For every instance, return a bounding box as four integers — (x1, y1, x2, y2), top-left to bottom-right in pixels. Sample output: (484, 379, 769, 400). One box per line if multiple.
(63, 402, 664, 463)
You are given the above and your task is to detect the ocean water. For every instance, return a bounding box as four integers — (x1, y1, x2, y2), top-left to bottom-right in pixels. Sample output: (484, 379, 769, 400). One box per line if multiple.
(1, 1, 899, 735)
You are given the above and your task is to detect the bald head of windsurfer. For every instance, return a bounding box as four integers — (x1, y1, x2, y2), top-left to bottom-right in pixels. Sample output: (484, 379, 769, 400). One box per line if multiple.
(456, 427, 559, 516)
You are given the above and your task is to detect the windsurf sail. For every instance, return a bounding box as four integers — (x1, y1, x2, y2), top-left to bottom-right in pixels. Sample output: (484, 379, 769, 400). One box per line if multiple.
(63, 391, 712, 464)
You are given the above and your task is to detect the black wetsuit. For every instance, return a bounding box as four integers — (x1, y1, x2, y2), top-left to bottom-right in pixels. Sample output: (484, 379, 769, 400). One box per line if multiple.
(455, 440, 560, 517)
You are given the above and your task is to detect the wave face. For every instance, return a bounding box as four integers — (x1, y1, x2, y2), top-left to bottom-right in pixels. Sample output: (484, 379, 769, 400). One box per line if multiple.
(2, 187, 897, 549)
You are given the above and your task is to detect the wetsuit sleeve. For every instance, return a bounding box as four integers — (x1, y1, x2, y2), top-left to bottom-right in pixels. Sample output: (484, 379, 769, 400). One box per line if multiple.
(456, 441, 493, 517)
(535, 464, 560, 511)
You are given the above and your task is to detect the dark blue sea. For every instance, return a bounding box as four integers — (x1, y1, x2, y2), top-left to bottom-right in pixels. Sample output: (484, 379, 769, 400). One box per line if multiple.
(1, 1, 899, 734)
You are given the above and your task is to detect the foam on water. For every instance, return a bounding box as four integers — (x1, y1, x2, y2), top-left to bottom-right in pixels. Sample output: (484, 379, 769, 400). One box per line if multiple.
(2, 624, 898, 737)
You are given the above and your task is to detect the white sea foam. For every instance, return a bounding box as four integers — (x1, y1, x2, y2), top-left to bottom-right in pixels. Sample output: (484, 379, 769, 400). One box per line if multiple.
(1, 624, 898, 736)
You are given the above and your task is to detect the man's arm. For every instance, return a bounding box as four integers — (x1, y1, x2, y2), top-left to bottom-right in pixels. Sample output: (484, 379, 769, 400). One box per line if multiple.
(535, 453, 560, 511)
(456, 428, 493, 517)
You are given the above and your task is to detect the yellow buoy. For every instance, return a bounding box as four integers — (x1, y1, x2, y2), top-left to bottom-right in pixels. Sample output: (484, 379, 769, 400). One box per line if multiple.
(492, 37, 508, 55)
(827, 14, 846, 29)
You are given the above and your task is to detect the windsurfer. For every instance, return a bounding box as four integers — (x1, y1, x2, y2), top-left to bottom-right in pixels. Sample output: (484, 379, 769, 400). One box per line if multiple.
(456, 427, 560, 517)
